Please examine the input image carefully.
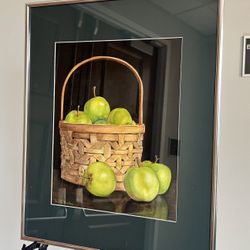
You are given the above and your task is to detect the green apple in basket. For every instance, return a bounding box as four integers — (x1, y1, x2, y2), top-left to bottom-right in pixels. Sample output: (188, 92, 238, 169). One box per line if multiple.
(84, 86, 110, 123)
(83, 162, 116, 197)
(124, 166, 159, 202)
(108, 108, 133, 125)
(65, 105, 92, 124)
(94, 119, 108, 125)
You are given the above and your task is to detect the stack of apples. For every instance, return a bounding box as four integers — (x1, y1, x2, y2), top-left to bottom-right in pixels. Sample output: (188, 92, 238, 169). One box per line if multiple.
(124, 160, 172, 202)
(64, 87, 134, 125)
(64, 88, 172, 202)
(83, 160, 172, 203)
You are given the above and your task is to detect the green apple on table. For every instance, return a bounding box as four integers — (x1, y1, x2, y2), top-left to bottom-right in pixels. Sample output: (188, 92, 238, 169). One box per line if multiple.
(64, 106, 92, 124)
(108, 108, 133, 125)
(124, 166, 159, 202)
(140, 160, 152, 168)
(84, 87, 110, 123)
(83, 162, 116, 197)
(150, 162, 172, 195)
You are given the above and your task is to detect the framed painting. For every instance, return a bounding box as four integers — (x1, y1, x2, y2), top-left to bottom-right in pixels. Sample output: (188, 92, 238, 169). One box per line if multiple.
(22, 0, 221, 249)
(52, 37, 181, 222)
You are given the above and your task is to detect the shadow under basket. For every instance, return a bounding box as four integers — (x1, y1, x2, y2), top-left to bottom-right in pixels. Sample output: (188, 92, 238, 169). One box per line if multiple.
(59, 56, 145, 192)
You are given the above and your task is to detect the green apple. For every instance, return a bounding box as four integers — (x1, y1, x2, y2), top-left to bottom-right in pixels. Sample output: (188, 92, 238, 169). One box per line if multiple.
(94, 119, 107, 125)
(84, 96, 110, 123)
(150, 163, 171, 195)
(108, 108, 133, 125)
(64, 108, 92, 124)
(83, 162, 116, 197)
(124, 167, 159, 202)
(140, 160, 152, 168)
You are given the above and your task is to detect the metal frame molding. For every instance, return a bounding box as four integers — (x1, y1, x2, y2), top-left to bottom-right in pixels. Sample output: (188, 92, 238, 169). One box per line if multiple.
(21, 0, 223, 249)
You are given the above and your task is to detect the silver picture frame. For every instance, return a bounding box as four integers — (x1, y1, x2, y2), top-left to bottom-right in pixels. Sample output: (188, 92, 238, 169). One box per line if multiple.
(21, 0, 224, 249)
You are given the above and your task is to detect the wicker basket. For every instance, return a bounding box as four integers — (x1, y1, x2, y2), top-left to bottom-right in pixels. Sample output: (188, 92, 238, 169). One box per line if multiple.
(59, 56, 145, 191)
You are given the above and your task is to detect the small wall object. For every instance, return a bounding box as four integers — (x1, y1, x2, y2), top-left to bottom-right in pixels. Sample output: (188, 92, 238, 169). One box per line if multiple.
(242, 36, 250, 76)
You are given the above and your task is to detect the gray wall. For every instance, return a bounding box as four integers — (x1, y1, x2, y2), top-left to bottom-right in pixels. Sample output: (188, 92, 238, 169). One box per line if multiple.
(216, 0, 250, 249)
(0, 0, 249, 249)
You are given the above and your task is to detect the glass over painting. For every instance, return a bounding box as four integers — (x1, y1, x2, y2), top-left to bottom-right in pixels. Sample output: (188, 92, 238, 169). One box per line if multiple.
(23, 0, 218, 249)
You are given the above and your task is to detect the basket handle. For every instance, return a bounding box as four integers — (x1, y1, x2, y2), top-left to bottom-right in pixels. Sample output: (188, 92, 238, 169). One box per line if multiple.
(60, 56, 144, 124)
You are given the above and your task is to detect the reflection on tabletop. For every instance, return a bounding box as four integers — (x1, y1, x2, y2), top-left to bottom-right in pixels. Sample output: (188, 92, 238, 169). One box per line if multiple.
(53, 170, 176, 221)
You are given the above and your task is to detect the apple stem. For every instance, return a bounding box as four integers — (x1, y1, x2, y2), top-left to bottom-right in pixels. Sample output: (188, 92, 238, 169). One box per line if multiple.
(93, 86, 96, 97)
(77, 105, 80, 116)
(155, 155, 160, 163)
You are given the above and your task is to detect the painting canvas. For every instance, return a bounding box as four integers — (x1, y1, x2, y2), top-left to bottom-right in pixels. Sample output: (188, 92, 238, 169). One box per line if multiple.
(51, 38, 182, 222)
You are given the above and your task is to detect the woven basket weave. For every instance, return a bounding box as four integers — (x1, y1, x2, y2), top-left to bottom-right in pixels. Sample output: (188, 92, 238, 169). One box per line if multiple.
(59, 56, 145, 191)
